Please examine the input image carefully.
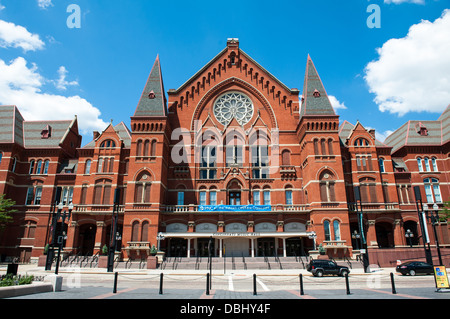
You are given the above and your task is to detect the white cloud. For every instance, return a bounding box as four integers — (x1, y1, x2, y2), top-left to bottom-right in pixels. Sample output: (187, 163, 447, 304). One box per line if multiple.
(328, 95, 347, 112)
(54, 66, 79, 90)
(37, 0, 53, 9)
(364, 10, 450, 116)
(0, 19, 45, 52)
(0, 3, 5, 11)
(0, 57, 108, 136)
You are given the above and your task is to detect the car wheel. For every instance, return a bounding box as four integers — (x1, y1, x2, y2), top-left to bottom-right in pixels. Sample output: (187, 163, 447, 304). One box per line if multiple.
(315, 270, 324, 277)
(409, 269, 416, 276)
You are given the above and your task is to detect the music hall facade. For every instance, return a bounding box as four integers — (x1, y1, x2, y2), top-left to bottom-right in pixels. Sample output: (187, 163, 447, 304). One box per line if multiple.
(0, 39, 449, 267)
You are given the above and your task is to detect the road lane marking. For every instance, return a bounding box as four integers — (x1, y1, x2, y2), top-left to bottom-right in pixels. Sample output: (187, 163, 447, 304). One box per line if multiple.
(361, 288, 430, 299)
(256, 278, 270, 291)
(228, 275, 234, 291)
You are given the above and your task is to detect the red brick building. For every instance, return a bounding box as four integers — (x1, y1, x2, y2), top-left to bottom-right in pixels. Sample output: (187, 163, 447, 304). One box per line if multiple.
(0, 39, 448, 266)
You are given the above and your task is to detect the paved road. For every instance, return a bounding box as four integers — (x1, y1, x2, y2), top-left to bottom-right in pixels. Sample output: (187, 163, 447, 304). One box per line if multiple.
(2, 264, 450, 300)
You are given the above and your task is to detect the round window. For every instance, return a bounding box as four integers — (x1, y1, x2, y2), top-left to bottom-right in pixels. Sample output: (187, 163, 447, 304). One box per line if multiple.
(213, 92, 254, 126)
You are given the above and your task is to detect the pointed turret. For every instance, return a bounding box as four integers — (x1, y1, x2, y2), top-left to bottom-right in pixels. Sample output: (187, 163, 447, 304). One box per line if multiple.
(300, 55, 336, 117)
(134, 55, 167, 117)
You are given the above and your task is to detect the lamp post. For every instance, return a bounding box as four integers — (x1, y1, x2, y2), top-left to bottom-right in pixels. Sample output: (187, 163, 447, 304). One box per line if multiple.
(55, 202, 74, 275)
(107, 188, 121, 273)
(208, 236, 213, 290)
(351, 230, 361, 251)
(413, 186, 433, 265)
(45, 187, 62, 271)
(354, 186, 370, 273)
(423, 203, 443, 266)
(308, 231, 317, 250)
(405, 229, 414, 248)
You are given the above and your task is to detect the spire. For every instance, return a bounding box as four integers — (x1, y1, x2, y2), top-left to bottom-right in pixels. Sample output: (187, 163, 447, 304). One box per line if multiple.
(134, 55, 167, 117)
(300, 55, 336, 117)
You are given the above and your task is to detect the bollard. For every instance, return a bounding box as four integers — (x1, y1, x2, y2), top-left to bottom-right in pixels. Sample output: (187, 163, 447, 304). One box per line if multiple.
(345, 273, 351, 295)
(159, 273, 164, 295)
(299, 274, 304, 296)
(390, 272, 397, 294)
(206, 273, 210, 295)
(113, 272, 118, 294)
(253, 274, 257, 296)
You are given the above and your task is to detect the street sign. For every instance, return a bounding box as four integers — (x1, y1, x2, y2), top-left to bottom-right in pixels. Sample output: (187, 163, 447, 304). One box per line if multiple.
(433, 266, 450, 291)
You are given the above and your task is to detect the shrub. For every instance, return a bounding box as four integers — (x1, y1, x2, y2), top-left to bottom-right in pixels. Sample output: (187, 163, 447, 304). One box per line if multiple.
(0, 274, 35, 287)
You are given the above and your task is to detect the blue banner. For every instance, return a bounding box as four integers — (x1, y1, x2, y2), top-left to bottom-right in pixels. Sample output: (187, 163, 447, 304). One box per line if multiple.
(199, 205, 272, 212)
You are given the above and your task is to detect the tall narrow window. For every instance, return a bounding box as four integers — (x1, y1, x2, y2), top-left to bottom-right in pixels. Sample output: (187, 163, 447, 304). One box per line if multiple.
(431, 157, 438, 171)
(177, 191, 184, 206)
(424, 178, 442, 203)
(29, 160, 35, 174)
(417, 157, 423, 172)
(333, 220, 341, 241)
(210, 190, 217, 206)
(36, 160, 42, 174)
(85, 160, 92, 174)
(424, 157, 431, 172)
(201, 145, 217, 179)
(285, 189, 293, 205)
(43, 160, 50, 175)
(11, 157, 17, 172)
(253, 189, 261, 205)
(324, 220, 331, 241)
(379, 158, 385, 173)
(199, 191, 207, 205)
(263, 189, 271, 205)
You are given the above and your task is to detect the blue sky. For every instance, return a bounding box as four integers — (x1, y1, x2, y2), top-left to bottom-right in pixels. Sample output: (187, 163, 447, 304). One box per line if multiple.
(0, 0, 449, 146)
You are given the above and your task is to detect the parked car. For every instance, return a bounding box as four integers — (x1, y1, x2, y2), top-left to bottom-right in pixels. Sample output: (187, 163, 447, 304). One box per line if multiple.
(306, 259, 350, 277)
(396, 261, 434, 276)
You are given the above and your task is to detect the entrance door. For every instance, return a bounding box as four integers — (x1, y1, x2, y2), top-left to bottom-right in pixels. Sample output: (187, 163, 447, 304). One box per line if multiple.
(229, 191, 241, 205)
(168, 238, 187, 257)
(197, 238, 215, 257)
(224, 238, 249, 257)
(257, 238, 275, 256)
(79, 224, 96, 256)
(286, 238, 304, 256)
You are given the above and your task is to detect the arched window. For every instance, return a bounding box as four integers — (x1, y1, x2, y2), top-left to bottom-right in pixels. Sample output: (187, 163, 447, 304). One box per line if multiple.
(29, 160, 35, 174)
(424, 157, 431, 172)
(360, 177, 377, 203)
(11, 157, 17, 173)
(424, 178, 442, 203)
(327, 139, 334, 155)
(36, 160, 42, 174)
(136, 140, 143, 157)
(281, 149, 291, 166)
(93, 179, 112, 205)
(431, 157, 438, 171)
(100, 140, 116, 148)
(141, 221, 149, 242)
(263, 187, 271, 205)
(417, 157, 423, 172)
(313, 139, 319, 155)
(201, 144, 217, 179)
(135, 172, 151, 203)
(209, 187, 217, 206)
(324, 220, 331, 241)
(131, 221, 140, 242)
(151, 140, 157, 157)
(85, 160, 92, 174)
(285, 186, 293, 205)
(354, 138, 369, 147)
(319, 170, 336, 202)
(333, 220, 341, 241)
(143, 140, 150, 156)
(253, 187, 261, 205)
(43, 160, 50, 175)
(379, 158, 385, 173)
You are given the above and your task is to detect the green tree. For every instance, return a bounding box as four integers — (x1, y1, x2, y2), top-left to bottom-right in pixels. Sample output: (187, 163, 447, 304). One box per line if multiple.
(0, 194, 16, 231)
(441, 200, 450, 222)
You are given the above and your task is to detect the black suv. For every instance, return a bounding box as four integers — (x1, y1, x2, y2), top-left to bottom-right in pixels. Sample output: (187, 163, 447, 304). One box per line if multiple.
(306, 259, 350, 277)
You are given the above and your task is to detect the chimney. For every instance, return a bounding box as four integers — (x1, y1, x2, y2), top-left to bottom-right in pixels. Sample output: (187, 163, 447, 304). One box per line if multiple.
(93, 131, 100, 140)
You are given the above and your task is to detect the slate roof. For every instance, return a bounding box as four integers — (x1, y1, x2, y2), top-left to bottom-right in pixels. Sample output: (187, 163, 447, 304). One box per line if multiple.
(133, 55, 168, 117)
(338, 120, 388, 148)
(384, 105, 449, 154)
(0, 105, 77, 148)
(300, 56, 336, 117)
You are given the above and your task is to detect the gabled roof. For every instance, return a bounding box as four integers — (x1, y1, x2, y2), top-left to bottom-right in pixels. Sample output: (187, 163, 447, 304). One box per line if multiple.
(133, 55, 168, 117)
(170, 40, 296, 95)
(338, 120, 388, 148)
(82, 121, 131, 149)
(300, 55, 336, 117)
(384, 105, 449, 153)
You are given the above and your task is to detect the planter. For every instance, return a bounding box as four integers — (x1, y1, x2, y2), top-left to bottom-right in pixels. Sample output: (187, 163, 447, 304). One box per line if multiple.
(0, 282, 53, 298)
(98, 256, 108, 268)
(38, 255, 47, 267)
(147, 256, 157, 269)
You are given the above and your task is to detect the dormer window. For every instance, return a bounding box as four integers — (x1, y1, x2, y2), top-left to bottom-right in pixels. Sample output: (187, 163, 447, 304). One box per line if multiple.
(415, 122, 428, 136)
(100, 140, 116, 148)
(313, 90, 321, 98)
(41, 125, 52, 139)
(148, 91, 156, 99)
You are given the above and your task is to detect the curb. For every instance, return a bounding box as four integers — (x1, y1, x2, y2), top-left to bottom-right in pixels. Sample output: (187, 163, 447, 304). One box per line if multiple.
(0, 282, 53, 299)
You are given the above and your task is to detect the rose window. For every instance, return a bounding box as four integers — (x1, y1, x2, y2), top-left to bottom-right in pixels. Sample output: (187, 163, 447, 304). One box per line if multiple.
(213, 92, 254, 126)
